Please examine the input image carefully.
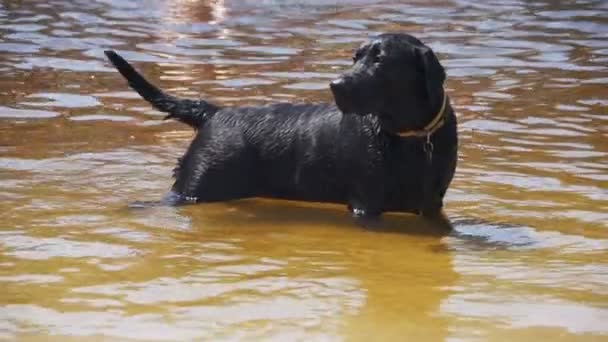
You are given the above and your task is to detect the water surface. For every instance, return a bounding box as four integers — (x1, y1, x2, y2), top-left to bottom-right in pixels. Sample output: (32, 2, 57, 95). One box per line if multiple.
(1, 0, 607, 340)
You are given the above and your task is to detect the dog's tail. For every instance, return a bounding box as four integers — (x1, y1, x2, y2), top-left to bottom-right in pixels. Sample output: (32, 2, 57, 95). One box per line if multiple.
(104, 50, 219, 129)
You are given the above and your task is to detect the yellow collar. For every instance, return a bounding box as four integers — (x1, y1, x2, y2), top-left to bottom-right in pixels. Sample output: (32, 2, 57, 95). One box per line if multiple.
(397, 93, 448, 138)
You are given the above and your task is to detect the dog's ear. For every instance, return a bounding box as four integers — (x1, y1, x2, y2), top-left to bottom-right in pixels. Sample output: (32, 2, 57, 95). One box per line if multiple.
(416, 46, 446, 101)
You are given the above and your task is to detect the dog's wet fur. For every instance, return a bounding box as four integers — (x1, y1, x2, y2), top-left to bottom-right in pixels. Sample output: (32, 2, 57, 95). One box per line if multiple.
(105, 33, 458, 223)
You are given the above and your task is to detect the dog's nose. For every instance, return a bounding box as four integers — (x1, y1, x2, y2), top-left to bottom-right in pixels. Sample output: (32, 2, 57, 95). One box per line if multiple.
(330, 77, 355, 113)
(330, 78, 346, 93)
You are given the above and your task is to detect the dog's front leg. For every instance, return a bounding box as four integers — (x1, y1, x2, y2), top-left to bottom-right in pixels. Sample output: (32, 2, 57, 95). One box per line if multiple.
(348, 202, 381, 218)
(348, 183, 384, 227)
(348, 203, 382, 229)
(350, 206, 381, 227)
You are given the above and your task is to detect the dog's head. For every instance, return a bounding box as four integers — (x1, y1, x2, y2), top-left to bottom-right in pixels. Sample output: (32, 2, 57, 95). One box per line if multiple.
(330, 33, 446, 133)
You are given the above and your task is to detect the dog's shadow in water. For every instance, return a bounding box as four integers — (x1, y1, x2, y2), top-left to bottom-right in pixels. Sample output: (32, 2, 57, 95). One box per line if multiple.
(179, 199, 455, 237)
(128, 199, 558, 251)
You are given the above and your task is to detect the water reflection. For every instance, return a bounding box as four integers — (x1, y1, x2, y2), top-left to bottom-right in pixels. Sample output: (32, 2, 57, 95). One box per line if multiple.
(1, 0, 607, 340)
(444, 216, 608, 339)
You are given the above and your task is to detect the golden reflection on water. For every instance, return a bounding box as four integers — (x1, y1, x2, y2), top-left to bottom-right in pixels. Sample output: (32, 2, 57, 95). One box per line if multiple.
(1, 0, 607, 340)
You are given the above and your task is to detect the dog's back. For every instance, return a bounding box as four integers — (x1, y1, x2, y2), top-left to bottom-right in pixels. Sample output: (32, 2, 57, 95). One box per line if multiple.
(176, 101, 381, 204)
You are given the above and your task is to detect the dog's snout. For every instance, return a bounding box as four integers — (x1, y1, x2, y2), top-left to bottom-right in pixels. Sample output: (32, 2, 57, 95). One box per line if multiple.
(330, 77, 356, 114)
(330, 77, 354, 98)
(330, 78, 347, 93)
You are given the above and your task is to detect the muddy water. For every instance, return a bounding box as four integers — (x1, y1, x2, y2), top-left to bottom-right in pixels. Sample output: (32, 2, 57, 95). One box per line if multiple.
(1, 0, 607, 340)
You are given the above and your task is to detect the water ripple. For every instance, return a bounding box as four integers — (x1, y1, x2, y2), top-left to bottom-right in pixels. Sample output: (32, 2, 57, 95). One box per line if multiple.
(1, 0, 607, 340)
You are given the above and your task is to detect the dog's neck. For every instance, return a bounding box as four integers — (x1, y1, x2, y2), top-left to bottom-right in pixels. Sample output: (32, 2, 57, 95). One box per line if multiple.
(396, 90, 448, 139)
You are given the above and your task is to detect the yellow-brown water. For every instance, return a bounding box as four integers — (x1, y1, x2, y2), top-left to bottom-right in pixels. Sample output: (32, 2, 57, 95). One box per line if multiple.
(1, 0, 607, 340)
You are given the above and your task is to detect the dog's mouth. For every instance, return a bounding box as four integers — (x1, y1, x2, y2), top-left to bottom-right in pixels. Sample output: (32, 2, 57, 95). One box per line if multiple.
(332, 94, 357, 114)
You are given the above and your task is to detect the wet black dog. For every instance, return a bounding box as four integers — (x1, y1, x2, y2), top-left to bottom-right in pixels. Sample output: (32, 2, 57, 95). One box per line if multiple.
(105, 33, 457, 221)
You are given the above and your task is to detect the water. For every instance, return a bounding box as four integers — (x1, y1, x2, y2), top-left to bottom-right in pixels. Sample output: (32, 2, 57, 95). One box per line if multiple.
(1, 0, 607, 340)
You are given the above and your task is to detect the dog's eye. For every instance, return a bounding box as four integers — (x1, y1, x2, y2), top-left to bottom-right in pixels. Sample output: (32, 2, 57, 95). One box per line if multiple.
(373, 55, 383, 64)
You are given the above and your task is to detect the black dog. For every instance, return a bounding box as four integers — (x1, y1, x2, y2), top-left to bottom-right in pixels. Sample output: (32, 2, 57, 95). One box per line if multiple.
(104, 33, 457, 220)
